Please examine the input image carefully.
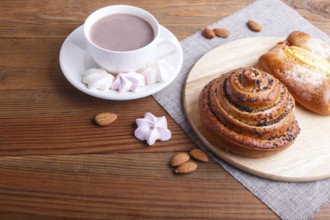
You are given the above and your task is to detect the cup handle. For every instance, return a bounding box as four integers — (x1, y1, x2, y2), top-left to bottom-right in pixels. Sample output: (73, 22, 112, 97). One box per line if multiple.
(150, 37, 179, 62)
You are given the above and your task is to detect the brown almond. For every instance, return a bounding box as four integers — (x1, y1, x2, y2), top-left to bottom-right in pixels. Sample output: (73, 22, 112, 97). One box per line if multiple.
(203, 27, 215, 39)
(95, 112, 117, 126)
(175, 161, 197, 174)
(171, 152, 190, 167)
(247, 20, 262, 32)
(190, 149, 209, 162)
(213, 28, 230, 38)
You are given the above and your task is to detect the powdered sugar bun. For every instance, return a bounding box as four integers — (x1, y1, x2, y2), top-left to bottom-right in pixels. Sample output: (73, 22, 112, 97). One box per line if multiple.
(258, 31, 330, 115)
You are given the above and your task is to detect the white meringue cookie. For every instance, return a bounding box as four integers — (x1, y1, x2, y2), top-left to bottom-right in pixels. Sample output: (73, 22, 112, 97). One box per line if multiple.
(83, 68, 114, 91)
(111, 71, 146, 92)
(139, 60, 174, 84)
(134, 112, 171, 145)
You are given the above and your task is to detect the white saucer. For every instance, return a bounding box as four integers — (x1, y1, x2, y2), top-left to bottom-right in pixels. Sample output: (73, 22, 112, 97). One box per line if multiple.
(59, 25, 183, 100)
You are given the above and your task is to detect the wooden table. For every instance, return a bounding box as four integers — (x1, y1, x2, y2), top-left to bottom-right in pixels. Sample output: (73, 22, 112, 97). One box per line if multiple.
(1, 0, 329, 219)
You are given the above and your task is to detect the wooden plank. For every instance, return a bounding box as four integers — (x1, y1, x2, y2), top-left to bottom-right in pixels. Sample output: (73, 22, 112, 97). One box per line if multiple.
(0, 153, 276, 219)
(0, 91, 194, 155)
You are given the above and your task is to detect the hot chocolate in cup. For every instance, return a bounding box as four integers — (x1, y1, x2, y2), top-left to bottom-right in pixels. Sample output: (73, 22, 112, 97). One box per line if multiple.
(84, 5, 178, 73)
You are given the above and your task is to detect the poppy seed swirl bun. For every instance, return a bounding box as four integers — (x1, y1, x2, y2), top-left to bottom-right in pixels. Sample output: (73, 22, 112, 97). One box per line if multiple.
(199, 67, 300, 158)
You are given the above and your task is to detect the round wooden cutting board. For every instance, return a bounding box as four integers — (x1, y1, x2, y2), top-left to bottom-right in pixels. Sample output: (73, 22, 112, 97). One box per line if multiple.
(184, 37, 330, 182)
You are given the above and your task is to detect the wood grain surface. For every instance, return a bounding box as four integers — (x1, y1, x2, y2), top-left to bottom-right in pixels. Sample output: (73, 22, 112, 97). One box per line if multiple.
(0, 0, 329, 219)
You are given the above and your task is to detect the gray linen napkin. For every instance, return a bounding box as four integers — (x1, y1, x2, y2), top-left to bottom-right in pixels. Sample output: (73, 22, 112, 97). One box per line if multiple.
(153, 0, 330, 219)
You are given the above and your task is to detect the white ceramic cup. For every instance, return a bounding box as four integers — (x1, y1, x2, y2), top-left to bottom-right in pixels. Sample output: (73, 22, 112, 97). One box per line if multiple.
(84, 5, 178, 73)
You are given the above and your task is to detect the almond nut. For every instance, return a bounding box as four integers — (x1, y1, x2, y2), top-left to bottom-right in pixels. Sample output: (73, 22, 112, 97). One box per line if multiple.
(213, 28, 230, 38)
(95, 112, 117, 126)
(203, 27, 215, 39)
(190, 149, 209, 162)
(175, 161, 197, 174)
(247, 20, 262, 32)
(171, 152, 190, 167)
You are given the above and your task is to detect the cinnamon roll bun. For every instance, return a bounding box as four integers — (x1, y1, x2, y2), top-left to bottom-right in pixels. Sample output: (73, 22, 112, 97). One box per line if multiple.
(199, 67, 300, 158)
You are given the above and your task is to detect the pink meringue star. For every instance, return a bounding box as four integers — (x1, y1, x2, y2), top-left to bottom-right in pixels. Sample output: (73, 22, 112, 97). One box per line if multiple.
(134, 112, 171, 145)
(110, 71, 146, 92)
